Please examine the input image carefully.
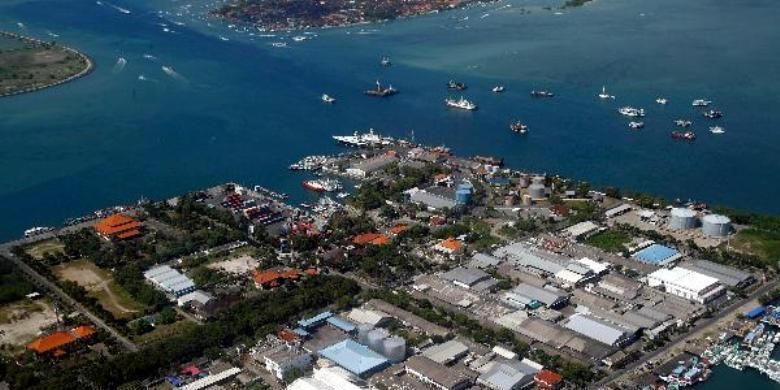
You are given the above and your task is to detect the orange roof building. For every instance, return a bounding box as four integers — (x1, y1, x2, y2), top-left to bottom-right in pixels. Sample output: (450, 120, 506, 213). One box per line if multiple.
(534, 369, 563, 390)
(252, 268, 304, 289)
(94, 214, 142, 240)
(27, 325, 96, 356)
(352, 233, 391, 246)
(389, 224, 410, 236)
(434, 238, 464, 254)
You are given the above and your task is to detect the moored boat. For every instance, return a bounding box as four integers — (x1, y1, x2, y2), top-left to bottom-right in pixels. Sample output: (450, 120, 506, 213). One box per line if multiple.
(530, 90, 554, 98)
(510, 121, 528, 134)
(445, 97, 478, 111)
(672, 131, 696, 141)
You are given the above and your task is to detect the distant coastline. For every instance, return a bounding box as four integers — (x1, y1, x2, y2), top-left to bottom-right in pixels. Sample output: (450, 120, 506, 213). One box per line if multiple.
(0, 31, 93, 98)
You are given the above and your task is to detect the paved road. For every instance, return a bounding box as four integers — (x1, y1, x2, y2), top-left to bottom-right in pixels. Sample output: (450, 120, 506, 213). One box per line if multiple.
(593, 280, 779, 389)
(0, 227, 139, 352)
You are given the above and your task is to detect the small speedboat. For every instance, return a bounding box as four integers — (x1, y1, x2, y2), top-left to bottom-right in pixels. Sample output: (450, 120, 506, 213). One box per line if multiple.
(321, 94, 336, 103)
(492, 85, 505, 93)
(709, 126, 726, 134)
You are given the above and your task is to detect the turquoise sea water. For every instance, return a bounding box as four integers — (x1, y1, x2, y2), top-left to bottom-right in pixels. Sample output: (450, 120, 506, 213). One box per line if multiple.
(0, 0, 779, 244)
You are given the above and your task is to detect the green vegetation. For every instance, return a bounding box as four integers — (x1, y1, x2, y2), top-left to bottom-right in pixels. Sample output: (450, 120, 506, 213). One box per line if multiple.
(0, 33, 89, 96)
(24, 239, 65, 260)
(585, 230, 630, 253)
(0, 259, 35, 305)
(349, 164, 448, 210)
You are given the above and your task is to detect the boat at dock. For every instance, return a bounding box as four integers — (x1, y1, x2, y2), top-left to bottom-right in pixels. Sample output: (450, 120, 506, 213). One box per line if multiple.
(445, 97, 478, 111)
(672, 131, 696, 141)
(530, 90, 554, 98)
(302, 178, 342, 193)
(24, 226, 54, 238)
(447, 80, 467, 90)
(332, 128, 394, 147)
(364, 80, 397, 97)
(289, 155, 330, 170)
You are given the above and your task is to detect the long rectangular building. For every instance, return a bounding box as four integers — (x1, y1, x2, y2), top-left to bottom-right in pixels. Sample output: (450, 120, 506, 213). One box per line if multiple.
(144, 265, 196, 297)
(647, 267, 726, 304)
(679, 259, 755, 288)
(563, 314, 636, 347)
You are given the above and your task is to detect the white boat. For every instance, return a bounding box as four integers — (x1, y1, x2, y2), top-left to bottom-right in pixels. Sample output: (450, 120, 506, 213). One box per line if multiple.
(598, 86, 615, 100)
(321, 94, 336, 104)
(380, 56, 391, 67)
(24, 226, 54, 238)
(492, 85, 505, 93)
(333, 129, 395, 147)
(656, 97, 668, 105)
(618, 106, 645, 117)
(445, 97, 478, 111)
(336, 192, 350, 199)
(692, 98, 712, 107)
(709, 126, 726, 134)
(674, 119, 692, 127)
(629, 121, 645, 129)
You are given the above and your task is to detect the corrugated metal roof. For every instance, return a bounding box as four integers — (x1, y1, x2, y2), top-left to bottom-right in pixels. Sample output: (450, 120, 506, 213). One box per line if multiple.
(318, 340, 389, 377)
(441, 267, 490, 286)
(563, 314, 633, 346)
(509, 283, 566, 307)
(422, 340, 469, 364)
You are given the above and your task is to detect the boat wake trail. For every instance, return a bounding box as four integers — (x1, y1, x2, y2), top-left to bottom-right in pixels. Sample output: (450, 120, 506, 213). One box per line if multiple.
(112, 57, 127, 73)
(137, 74, 157, 83)
(106, 2, 131, 15)
(142, 53, 157, 61)
(161, 65, 187, 83)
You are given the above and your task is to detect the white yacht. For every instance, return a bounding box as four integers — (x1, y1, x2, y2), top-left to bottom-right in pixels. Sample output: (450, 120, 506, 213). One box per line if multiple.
(709, 126, 726, 134)
(618, 106, 645, 117)
(446, 97, 478, 111)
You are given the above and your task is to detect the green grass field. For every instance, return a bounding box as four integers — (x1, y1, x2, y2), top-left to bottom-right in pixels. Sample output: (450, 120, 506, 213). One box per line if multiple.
(25, 238, 65, 260)
(53, 259, 145, 319)
(585, 230, 631, 253)
(732, 228, 780, 264)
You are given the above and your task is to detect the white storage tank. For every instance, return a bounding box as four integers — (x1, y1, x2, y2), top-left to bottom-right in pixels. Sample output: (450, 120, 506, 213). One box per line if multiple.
(669, 208, 698, 230)
(382, 336, 406, 362)
(357, 324, 374, 345)
(529, 184, 546, 199)
(367, 328, 389, 353)
(702, 214, 732, 237)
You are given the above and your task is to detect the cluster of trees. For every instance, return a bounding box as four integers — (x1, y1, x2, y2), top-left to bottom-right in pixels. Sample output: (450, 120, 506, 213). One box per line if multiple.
(2, 275, 360, 389)
(353, 244, 424, 285)
(0, 259, 35, 304)
(349, 164, 447, 210)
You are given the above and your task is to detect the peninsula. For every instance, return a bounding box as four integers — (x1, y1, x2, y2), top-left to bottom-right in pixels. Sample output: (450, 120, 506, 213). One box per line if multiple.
(0, 32, 92, 97)
(212, 0, 477, 31)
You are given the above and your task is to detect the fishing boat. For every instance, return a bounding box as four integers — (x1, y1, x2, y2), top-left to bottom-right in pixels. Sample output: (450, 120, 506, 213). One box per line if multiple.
(618, 107, 645, 117)
(672, 131, 696, 141)
(445, 97, 478, 111)
(656, 97, 669, 105)
(598, 86, 615, 100)
(702, 109, 722, 119)
(364, 80, 397, 97)
(510, 121, 528, 134)
(321, 94, 336, 103)
(709, 126, 726, 134)
(530, 90, 554, 98)
(302, 178, 342, 193)
(381, 56, 391, 67)
(447, 80, 467, 90)
(492, 85, 505, 93)
(674, 119, 693, 127)
(692, 98, 712, 107)
(628, 121, 644, 129)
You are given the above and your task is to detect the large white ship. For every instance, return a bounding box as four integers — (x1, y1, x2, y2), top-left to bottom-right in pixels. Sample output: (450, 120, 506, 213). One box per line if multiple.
(332, 128, 394, 147)
(445, 97, 478, 111)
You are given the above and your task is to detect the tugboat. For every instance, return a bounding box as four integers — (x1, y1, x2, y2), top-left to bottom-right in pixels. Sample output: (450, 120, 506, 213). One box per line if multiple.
(671, 131, 696, 141)
(709, 126, 726, 134)
(702, 109, 722, 119)
(380, 56, 391, 67)
(692, 98, 712, 107)
(628, 121, 645, 129)
(447, 80, 467, 90)
(598, 86, 615, 100)
(530, 90, 554, 98)
(492, 85, 505, 93)
(445, 97, 478, 111)
(364, 80, 397, 97)
(302, 178, 342, 193)
(618, 106, 645, 117)
(656, 97, 669, 105)
(321, 94, 336, 103)
(674, 119, 693, 127)
(510, 121, 528, 134)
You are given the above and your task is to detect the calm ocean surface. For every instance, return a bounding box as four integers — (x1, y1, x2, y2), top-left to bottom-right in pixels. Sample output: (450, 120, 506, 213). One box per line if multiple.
(1, 0, 779, 241)
(1, 0, 780, 387)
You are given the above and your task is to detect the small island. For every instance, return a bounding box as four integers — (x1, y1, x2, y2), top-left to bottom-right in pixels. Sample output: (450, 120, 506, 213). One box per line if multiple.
(0, 32, 92, 98)
(212, 0, 478, 31)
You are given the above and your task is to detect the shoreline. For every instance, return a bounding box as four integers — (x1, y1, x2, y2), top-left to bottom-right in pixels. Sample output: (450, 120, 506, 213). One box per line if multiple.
(0, 31, 94, 98)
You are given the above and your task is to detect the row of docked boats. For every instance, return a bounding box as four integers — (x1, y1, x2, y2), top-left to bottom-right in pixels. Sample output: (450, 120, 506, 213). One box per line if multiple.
(700, 323, 780, 385)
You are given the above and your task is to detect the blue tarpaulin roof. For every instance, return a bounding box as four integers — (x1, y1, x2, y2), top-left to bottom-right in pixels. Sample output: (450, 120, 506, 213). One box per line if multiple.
(632, 244, 680, 265)
(327, 316, 356, 332)
(298, 311, 333, 329)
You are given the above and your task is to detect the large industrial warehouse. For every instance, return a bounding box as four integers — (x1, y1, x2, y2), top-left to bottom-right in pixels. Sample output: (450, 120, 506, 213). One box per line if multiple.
(646, 267, 726, 304)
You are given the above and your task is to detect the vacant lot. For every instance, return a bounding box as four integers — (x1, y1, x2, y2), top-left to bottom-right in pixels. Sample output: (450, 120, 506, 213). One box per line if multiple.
(25, 238, 66, 260)
(208, 254, 260, 275)
(53, 259, 144, 319)
(133, 319, 197, 346)
(0, 299, 58, 350)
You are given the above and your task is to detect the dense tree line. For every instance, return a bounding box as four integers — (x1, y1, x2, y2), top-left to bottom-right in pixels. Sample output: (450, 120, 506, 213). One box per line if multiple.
(0, 259, 35, 304)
